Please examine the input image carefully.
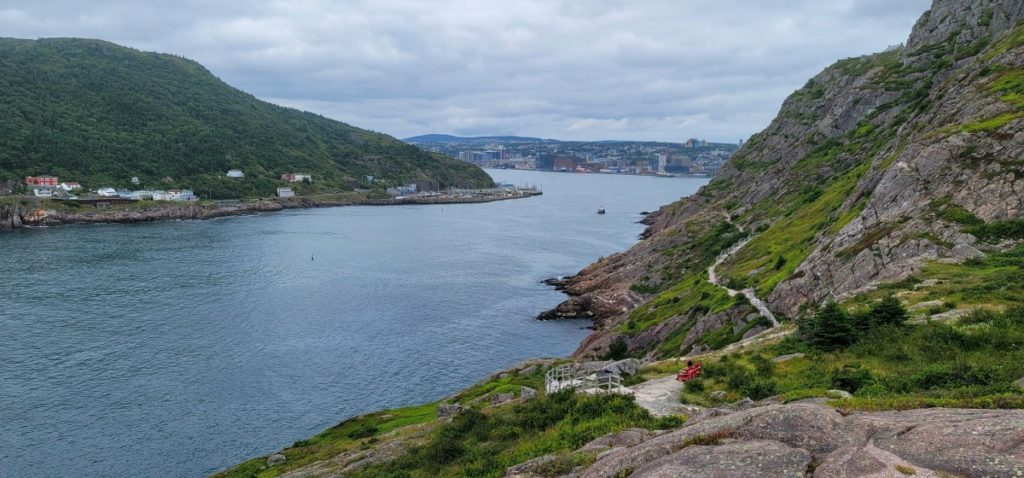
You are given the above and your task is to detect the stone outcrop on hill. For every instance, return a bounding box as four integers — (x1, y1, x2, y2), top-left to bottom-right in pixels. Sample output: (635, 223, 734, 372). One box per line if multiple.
(543, 0, 1024, 360)
(515, 402, 1024, 478)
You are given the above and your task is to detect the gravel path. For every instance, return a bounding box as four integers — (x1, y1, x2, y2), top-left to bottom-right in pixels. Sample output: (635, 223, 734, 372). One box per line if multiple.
(630, 376, 700, 417)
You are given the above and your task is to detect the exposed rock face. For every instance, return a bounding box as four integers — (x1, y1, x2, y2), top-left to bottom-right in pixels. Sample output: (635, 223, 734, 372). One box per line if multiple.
(540, 0, 1024, 359)
(630, 440, 812, 478)
(907, 0, 1024, 52)
(569, 403, 1024, 478)
(267, 453, 286, 467)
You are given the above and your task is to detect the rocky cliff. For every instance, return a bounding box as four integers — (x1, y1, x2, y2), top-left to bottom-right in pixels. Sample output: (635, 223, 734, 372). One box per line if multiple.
(547, 0, 1024, 359)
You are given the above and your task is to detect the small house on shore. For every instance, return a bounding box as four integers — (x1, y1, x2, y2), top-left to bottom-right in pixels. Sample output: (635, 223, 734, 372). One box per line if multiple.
(277, 187, 295, 198)
(26, 176, 59, 197)
(281, 173, 312, 183)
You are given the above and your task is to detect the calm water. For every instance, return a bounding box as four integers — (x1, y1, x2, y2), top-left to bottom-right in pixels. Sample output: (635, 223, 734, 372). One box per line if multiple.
(0, 170, 707, 478)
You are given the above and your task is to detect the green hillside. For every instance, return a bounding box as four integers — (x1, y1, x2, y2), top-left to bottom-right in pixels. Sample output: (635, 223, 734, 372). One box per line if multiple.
(0, 38, 492, 198)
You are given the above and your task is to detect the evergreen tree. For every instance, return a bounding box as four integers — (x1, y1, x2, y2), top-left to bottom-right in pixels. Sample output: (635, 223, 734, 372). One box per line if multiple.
(866, 295, 909, 327)
(804, 302, 856, 351)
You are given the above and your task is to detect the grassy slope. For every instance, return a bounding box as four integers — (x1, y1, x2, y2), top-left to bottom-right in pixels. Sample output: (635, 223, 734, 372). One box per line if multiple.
(0, 38, 492, 198)
(643, 245, 1024, 412)
(216, 365, 682, 478)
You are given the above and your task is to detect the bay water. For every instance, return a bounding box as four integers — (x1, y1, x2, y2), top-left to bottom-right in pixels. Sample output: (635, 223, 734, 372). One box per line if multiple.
(0, 170, 706, 477)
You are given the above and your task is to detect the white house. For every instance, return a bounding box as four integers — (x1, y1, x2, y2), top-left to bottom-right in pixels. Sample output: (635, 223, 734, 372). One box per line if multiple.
(153, 189, 196, 201)
(30, 186, 55, 198)
(60, 182, 82, 191)
(277, 187, 295, 198)
(226, 169, 245, 178)
(97, 187, 118, 197)
(130, 190, 154, 200)
(130, 177, 140, 185)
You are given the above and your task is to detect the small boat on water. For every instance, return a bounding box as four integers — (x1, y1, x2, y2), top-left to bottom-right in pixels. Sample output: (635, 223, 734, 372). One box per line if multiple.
(597, 206, 606, 215)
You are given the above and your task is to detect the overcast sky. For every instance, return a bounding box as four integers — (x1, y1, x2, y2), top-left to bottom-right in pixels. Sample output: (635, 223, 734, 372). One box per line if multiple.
(0, 0, 933, 142)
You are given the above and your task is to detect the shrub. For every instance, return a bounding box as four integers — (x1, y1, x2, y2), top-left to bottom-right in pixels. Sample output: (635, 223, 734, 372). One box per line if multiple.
(654, 415, 685, 429)
(774, 255, 788, 270)
(685, 377, 705, 392)
(347, 423, 379, 439)
(830, 365, 875, 393)
(742, 379, 779, 400)
(910, 362, 1002, 390)
(604, 336, 629, 360)
(727, 368, 753, 390)
(750, 355, 775, 377)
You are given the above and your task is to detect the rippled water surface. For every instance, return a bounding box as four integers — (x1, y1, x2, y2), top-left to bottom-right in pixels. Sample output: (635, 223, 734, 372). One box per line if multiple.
(0, 170, 707, 477)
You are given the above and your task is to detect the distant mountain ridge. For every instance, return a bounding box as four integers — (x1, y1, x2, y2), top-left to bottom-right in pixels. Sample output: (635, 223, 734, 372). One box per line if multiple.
(0, 38, 493, 198)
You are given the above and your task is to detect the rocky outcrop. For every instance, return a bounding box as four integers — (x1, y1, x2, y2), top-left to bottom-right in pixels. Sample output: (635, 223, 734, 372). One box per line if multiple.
(557, 402, 1024, 478)
(0, 201, 27, 229)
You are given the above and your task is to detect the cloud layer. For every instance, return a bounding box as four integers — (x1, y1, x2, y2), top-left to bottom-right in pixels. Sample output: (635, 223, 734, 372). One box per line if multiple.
(0, 0, 932, 141)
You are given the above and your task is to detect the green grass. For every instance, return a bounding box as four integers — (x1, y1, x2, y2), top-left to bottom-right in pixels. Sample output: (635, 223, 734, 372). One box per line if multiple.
(960, 111, 1024, 133)
(967, 220, 1024, 243)
(679, 306, 1024, 412)
(350, 391, 683, 478)
(982, 23, 1024, 62)
(722, 160, 872, 297)
(622, 272, 734, 336)
(850, 245, 1024, 311)
(450, 369, 548, 406)
(215, 403, 440, 478)
(988, 69, 1024, 106)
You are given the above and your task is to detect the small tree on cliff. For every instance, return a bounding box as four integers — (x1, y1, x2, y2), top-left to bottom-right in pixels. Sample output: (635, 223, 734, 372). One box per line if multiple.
(604, 336, 630, 360)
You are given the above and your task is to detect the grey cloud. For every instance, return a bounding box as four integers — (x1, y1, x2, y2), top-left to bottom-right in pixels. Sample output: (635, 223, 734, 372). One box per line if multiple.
(0, 0, 933, 141)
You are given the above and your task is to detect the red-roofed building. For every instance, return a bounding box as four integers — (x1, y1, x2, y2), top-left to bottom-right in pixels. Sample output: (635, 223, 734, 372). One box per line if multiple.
(26, 176, 58, 187)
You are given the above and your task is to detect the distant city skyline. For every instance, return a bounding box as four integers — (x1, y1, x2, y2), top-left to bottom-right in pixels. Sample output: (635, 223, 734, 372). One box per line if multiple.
(0, 0, 931, 142)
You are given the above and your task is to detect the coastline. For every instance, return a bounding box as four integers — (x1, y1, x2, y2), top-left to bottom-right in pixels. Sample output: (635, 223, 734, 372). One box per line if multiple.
(0, 189, 542, 231)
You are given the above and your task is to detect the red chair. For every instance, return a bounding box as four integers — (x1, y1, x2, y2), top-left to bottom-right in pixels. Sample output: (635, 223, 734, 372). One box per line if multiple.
(676, 362, 702, 382)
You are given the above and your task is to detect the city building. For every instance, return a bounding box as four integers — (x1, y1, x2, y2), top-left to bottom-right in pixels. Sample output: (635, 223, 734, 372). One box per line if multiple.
(552, 155, 583, 171)
(386, 184, 418, 196)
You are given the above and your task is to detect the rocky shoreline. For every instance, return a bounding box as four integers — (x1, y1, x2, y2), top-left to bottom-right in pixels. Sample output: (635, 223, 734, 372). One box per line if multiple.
(0, 190, 542, 231)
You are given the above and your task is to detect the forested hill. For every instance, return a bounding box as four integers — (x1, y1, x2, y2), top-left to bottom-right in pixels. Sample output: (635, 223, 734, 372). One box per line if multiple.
(0, 38, 493, 198)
